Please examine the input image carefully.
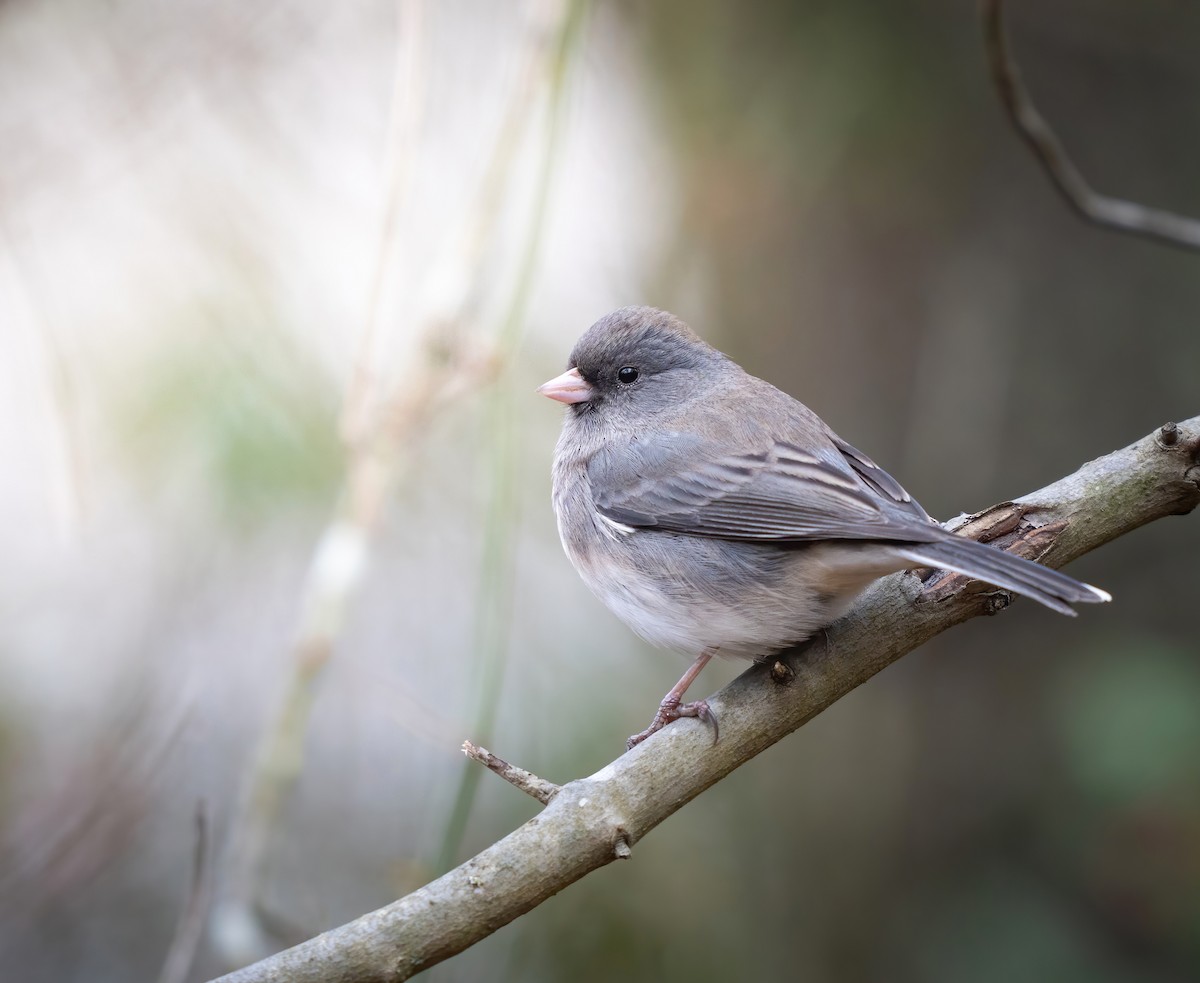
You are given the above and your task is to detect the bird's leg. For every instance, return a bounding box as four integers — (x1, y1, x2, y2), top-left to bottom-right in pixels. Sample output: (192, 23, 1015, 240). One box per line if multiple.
(626, 650, 717, 750)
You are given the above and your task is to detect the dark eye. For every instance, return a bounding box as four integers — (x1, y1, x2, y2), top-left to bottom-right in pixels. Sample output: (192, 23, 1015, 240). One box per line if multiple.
(617, 366, 639, 384)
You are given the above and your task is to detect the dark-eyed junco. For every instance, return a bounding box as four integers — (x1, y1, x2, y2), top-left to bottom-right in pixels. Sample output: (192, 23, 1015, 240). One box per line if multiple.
(539, 306, 1110, 748)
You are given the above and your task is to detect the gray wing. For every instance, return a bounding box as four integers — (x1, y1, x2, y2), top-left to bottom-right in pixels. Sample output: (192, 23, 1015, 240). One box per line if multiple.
(589, 431, 938, 543)
(830, 435, 935, 524)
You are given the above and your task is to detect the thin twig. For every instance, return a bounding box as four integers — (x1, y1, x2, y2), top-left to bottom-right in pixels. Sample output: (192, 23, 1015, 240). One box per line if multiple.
(462, 741, 560, 805)
(211, 414, 1200, 983)
(158, 801, 214, 983)
(983, 0, 1200, 252)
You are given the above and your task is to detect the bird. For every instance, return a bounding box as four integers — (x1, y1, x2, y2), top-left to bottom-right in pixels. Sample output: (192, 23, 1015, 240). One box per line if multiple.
(538, 306, 1110, 749)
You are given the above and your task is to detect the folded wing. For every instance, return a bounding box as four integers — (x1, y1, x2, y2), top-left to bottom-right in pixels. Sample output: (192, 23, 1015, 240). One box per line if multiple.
(589, 433, 938, 544)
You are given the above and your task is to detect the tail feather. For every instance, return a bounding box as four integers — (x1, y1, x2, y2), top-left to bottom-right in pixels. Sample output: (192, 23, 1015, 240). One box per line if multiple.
(897, 533, 1111, 616)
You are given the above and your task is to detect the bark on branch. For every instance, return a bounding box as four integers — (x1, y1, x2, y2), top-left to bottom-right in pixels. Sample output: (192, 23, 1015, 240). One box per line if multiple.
(212, 417, 1200, 983)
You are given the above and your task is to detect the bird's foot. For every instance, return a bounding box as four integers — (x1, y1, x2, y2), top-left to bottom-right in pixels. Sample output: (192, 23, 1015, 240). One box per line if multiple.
(626, 696, 718, 750)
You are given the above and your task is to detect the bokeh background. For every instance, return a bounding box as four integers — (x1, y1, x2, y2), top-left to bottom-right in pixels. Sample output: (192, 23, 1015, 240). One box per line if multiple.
(2, 1, 1199, 980)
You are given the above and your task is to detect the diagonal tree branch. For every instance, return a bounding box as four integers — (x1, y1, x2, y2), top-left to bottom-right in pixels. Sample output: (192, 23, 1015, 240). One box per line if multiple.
(211, 416, 1200, 983)
(983, 0, 1200, 252)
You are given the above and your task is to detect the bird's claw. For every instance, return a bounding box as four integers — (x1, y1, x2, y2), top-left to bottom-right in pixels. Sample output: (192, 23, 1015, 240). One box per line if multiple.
(626, 697, 719, 750)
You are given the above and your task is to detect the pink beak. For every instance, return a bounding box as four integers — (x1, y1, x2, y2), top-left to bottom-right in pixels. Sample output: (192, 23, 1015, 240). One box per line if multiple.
(538, 366, 593, 405)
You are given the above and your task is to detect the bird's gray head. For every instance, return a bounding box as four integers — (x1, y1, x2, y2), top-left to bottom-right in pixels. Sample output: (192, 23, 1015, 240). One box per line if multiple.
(538, 307, 731, 429)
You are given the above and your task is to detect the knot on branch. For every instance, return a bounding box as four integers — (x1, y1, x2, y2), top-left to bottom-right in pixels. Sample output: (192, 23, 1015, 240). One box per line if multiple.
(1155, 422, 1200, 500)
(982, 592, 1012, 616)
(769, 659, 795, 685)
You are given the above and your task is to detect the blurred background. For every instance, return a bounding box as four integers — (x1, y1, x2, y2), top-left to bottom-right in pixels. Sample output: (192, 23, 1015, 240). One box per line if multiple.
(2, 0, 1198, 980)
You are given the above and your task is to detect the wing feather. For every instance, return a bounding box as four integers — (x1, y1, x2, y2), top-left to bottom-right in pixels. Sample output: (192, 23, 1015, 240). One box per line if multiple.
(589, 433, 935, 544)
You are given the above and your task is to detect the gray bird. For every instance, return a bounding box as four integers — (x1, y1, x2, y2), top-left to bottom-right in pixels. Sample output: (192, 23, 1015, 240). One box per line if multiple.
(539, 306, 1110, 748)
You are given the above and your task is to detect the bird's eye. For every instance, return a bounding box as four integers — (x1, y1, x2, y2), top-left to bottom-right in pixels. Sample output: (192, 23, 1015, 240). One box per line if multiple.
(617, 366, 639, 384)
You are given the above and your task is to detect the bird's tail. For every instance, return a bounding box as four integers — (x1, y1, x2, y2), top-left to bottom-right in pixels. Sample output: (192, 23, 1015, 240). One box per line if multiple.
(896, 532, 1111, 616)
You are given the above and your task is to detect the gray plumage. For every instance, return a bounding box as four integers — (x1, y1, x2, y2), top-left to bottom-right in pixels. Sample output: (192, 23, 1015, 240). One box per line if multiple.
(544, 306, 1109, 662)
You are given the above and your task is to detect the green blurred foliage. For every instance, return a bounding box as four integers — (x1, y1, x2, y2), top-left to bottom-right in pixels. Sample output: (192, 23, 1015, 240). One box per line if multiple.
(907, 865, 1136, 983)
(116, 316, 342, 524)
(1043, 640, 1200, 969)
(1056, 641, 1200, 805)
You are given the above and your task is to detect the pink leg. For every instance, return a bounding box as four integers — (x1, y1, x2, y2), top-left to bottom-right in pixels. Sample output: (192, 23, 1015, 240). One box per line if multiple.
(626, 650, 717, 750)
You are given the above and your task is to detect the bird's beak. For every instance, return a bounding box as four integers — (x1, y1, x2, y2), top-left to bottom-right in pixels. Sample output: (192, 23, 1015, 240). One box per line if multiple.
(537, 366, 593, 404)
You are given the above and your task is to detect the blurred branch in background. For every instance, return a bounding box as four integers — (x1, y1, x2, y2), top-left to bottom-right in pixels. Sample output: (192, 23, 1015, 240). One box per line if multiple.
(213, 416, 1200, 983)
(0, 697, 191, 941)
(984, 0, 1200, 252)
(435, 0, 588, 876)
(157, 802, 213, 983)
(209, 0, 585, 967)
(340, 0, 427, 452)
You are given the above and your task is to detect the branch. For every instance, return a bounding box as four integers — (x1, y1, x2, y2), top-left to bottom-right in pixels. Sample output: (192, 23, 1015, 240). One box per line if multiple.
(461, 741, 560, 806)
(983, 0, 1200, 252)
(211, 417, 1200, 983)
